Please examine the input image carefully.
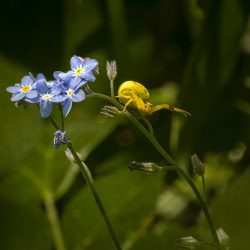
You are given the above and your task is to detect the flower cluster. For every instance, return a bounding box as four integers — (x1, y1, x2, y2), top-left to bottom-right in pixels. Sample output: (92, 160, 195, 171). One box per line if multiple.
(6, 55, 98, 118)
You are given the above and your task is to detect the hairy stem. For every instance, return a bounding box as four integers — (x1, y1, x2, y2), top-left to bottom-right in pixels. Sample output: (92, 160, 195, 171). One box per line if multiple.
(141, 116, 155, 137)
(202, 175, 206, 200)
(48, 116, 121, 250)
(88, 92, 222, 249)
(127, 115, 221, 249)
(66, 142, 122, 250)
(60, 109, 65, 131)
(110, 79, 115, 98)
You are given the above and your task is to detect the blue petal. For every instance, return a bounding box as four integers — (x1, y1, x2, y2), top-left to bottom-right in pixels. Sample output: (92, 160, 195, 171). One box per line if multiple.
(59, 71, 74, 81)
(70, 56, 81, 69)
(6, 85, 21, 93)
(61, 131, 69, 144)
(50, 80, 61, 88)
(81, 71, 96, 82)
(11, 92, 25, 101)
(37, 81, 49, 95)
(51, 85, 62, 95)
(36, 73, 46, 81)
(72, 89, 85, 102)
(52, 94, 65, 103)
(62, 99, 72, 117)
(76, 79, 87, 89)
(21, 75, 33, 85)
(25, 97, 40, 103)
(62, 80, 70, 89)
(54, 140, 61, 149)
(54, 131, 61, 149)
(40, 100, 53, 118)
(69, 77, 82, 89)
(33, 79, 46, 88)
(53, 71, 61, 80)
(26, 90, 38, 99)
(83, 59, 98, 70)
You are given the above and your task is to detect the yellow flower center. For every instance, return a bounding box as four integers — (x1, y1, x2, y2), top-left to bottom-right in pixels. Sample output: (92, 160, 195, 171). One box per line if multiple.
(42, 94, 52, 100)
(66, 89, 74, 98)
(73, 65, 85, 76)
(21, 85, 32, 93)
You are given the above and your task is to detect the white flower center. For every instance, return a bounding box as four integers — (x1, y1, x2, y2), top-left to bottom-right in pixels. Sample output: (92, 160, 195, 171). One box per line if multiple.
(73, 65, 85, 77)
(42, 93, 52, 101)
(66, 88, 74, 98)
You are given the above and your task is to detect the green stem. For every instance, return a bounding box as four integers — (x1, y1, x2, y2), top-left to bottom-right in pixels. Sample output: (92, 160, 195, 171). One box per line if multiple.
(110, 79, 115, 98)
(125, 113, 177, 166)
(88, 92, 124, 109)
(88, 92, 222, 250)
(48, 116, 121, 250)
(66, 142, 122, 250)
(176, 169, 220, 249)
(141, 116, 155, 137)
(127, 116, 221, 249)
(202, 175, 206, 200)
(43, 191, 66, 250)
(49, 116, 60, 130)
(60, 109, 65, 131)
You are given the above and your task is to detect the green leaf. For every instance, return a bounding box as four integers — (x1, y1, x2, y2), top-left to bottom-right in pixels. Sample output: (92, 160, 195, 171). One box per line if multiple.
(130, 222, 195, 250)
(63, 0, 102, 58)
(62, 166, 163, 250)
(0, 174, 52, 250)
(210, 171, 250, 250)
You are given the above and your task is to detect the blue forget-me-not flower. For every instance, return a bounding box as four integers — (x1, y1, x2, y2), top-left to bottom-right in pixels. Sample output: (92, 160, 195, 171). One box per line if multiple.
(59, 55, 98, 84)
(61, 77, 86, 117)
(36, 79, 63, 118)
(6, 55, 99, 118)
(6, 75, 38, 102)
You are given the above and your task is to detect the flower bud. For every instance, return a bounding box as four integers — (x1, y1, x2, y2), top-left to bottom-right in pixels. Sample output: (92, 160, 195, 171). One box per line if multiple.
(216, 228, 230, 247)
(15, 99, 28, 109)
(191, 154, 205, 176)
(175, 236, 200, 249)
(129, 161, 161, 173)
(54, 130, 69, 149)
(65, 148, 83, 163)
(106, 60, 117, 81)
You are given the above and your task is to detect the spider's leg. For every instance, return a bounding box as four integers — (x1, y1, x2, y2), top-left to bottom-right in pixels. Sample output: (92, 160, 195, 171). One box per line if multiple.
(121, 98, 133, 111)
(131, 92, 146, 111)
(149, 104, 191, 117)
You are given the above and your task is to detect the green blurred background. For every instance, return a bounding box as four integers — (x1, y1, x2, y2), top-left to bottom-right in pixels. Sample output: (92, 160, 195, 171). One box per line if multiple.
(0, 0, 250, 249)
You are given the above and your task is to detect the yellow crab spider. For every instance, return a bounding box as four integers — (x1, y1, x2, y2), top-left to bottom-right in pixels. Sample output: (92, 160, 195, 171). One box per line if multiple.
(117, 81, 191, 117)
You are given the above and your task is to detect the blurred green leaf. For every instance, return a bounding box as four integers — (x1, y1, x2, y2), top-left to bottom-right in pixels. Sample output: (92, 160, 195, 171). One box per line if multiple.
(150, 82, 180, 105)
(63, 0, 102, 59)
(210, 170, 250, 250)
(0, 174, 52, 250)
(62, 166, 163, 250)
(55, 117, 121, 198)
(219, 0, 244, 88)
(0, 55, 122, 249)
(130, 222, 196, 250)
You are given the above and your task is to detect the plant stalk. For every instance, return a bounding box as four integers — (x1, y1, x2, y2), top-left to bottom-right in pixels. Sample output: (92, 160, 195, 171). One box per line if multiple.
(126, 115, 222, 250)
(43, 191, 66, 250)
(88, 92, 222, 250)
(66, 142, 122, 250)
(110, 79, 115, 98)
(48, 115, 121, 250)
